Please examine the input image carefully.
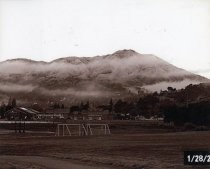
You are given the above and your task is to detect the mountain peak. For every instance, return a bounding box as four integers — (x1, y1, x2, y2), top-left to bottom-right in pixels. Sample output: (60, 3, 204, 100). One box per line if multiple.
(113, 49, 138, 55)
(105, 49, 140, 60)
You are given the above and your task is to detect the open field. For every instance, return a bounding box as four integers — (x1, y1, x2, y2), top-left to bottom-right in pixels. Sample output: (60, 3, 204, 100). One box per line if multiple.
(0, 155, 110, 169)
(0, 121, 210, 169)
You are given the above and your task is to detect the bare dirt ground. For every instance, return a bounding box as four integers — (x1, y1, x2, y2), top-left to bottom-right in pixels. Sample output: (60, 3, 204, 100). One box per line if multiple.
(0, 155, 109, 169)
(0, 127, 210, 169)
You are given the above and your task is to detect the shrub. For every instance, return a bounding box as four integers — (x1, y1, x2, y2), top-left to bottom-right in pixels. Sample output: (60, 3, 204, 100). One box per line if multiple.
(195, 126, 208, 131)
(183, 122, 196, 131)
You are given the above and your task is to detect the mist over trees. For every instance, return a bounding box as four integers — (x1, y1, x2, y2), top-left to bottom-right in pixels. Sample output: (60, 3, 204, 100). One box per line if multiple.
(112, 83, 210, 125)
(0, 50, 207, 106)
(1, 83, 210, 127)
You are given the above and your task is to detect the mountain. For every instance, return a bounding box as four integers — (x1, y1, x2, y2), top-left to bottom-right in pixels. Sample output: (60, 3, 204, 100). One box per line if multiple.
(0, 49, 208, 104)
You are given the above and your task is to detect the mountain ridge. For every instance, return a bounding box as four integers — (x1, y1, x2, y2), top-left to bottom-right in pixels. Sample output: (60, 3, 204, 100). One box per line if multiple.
(0, 49, 159, 63)
(0, 49, 208, 104)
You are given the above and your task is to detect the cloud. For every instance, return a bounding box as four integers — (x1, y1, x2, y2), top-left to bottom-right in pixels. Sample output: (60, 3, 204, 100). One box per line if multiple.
(0, 83, 37, 93)
(0, 53, 193, 81)
(143, 80, 201, 92)
(0, 53, 204, 98)
(39, 88, 107, 97)
(191, 68, 210, 79)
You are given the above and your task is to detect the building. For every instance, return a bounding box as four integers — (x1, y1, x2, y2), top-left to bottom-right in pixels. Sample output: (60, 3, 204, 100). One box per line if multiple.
(6, 107, 38, 121)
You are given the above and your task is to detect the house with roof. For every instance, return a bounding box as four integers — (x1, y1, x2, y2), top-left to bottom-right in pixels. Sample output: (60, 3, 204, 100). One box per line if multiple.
(6, 107, 39, 121)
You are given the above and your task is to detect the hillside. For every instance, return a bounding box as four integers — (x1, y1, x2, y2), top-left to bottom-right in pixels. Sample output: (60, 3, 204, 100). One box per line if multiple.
(0, 49, 208, 104)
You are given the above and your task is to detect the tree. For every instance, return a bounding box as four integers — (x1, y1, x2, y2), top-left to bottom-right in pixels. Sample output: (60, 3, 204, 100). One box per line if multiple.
(11, 98, 16, 108)
(0, 103, 6, 119)
(7, 96, 12, 107)
(137, 94, 159, 118)
(163, 101, 210, 126)
(61, 103, 64, 109)
(114, 99, 124, 113)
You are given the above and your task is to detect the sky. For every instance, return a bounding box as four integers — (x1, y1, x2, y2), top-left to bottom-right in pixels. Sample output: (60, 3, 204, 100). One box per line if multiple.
(0, 0, 210, 78)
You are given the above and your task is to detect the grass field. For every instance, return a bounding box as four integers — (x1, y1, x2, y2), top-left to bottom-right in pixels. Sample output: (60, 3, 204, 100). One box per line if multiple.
(0, 122, 210, 169)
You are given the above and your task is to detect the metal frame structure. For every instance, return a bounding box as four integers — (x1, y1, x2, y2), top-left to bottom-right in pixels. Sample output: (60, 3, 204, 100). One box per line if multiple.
(86, 124, 111, 135)
(55, 124, 88, 136)
(55, 123, 111, 136)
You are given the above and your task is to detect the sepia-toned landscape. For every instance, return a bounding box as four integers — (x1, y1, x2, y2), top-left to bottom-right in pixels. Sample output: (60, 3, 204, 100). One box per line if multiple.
(0, 50, 210, 169)
(1, 0, 210, 168)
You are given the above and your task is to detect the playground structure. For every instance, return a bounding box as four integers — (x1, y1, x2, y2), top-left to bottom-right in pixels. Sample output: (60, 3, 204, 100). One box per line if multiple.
(55, 123, 111, 136)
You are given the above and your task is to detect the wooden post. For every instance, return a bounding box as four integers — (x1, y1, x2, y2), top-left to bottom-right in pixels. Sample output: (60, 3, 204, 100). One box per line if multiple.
(23, 121, 25, 133)
(14, 121, 17, 133)
(79, 125, 81, 136)
(58, 125, 60, 136)
(18, 121, 21, 133)
(63, 124, 64, 136)
(104, 124, 106, 135)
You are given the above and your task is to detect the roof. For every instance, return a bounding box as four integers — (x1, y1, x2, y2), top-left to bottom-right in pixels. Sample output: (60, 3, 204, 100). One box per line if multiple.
(7, 107, 39, 115)
(19, 107, 38, 115)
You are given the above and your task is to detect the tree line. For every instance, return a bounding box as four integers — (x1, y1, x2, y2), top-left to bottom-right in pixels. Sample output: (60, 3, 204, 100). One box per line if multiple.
(1, 83, 210, 126)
